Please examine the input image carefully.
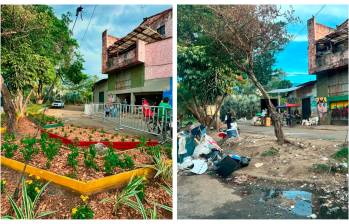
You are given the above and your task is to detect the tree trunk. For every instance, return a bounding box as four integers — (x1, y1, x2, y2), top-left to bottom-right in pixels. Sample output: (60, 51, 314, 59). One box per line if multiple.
(247, 70, 285, 144)
(0, 75, 17, 134)
(208, 95, 226, 130)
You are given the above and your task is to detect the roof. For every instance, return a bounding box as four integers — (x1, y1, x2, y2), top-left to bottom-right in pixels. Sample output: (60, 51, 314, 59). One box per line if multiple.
(107, 8, 172, 57)
(140, 8, 172, 26)
(295, 80, 317, 87)
(317, 19, 348, 44)
(93, 78, 107, 89)
(108, 25, 163, 56)
(268, 86, 302, 94)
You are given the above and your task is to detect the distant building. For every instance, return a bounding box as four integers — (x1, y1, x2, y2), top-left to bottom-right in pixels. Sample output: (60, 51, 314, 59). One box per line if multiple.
(308, 17, 348, 125)
(97, 8, 172, 105)
(286, 81, 317, 120)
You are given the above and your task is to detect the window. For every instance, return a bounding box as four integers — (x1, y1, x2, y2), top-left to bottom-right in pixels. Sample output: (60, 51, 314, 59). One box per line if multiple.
(157, 25, 165, 36)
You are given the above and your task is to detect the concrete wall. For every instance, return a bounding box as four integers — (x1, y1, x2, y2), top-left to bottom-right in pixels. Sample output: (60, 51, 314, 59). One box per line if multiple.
(307, 17, 335, 74)
(102, 30, 119, 74)
(93, 81, 108, 103)
(144, 38, 172, 80)
(108, 64, 144, 91)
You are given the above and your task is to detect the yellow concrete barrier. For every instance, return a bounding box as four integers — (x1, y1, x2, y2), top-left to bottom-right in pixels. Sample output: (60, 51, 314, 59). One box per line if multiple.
(1, 156, 171, 195)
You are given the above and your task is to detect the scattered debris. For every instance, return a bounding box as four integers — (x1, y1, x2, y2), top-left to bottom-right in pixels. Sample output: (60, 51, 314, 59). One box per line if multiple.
(255, 163, 264, 168)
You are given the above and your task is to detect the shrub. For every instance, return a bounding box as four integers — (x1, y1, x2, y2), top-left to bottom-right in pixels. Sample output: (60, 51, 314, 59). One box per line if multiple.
(1, 133, 18, 158)
(42, 138, 61, 168)
(83, 145, 99, 171)
(67, 145, 79, 171)
(3, 178, 55, 219)
(71, 205, 94, 219)
(104, 149, 121, 175)
(25, 176, 44, 201)
(20, 137, 38, 162)
(122, 154, 134, 169)
(332, 147, 348, 161)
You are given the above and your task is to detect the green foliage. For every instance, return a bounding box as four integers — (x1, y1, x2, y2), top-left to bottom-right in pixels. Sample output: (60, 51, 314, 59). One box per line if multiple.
(122, 154, 135, 169)
(145, 145, 162, 156)
(41, 136, 61, 168)
(261, 147, 280, 157)
(1, 133, 18, 158)
(137, 136, 147, 148)
(28, 113, 60, 126)
(144, 151, 172, 181)
(1, 179, 6, 193)
(71, 204, 94, 219)
(20, 137, 38, 162)
(103, 149, 135, 174)
(83, 145, 99, 171)
(3, 178, 55, 219)
(25, 178, 44, 202)
(100, 176, 145, 214)
(67, 145, 79, 171)
(26, 104, 46, 115)
(332, 147, 348, 161)
(220, 94, 260, 120)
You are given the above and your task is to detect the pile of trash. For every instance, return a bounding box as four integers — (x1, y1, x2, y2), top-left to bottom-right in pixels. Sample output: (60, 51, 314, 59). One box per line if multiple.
(178, 123, 251, 178)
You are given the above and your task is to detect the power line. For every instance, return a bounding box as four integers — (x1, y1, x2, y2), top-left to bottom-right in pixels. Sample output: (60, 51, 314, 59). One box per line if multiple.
(81, 5, 97, 41)
(292, 4, 326, 41)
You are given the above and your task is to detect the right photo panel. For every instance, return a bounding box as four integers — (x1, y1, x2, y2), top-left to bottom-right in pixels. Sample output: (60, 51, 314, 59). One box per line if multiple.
(177, 5, 348, 219)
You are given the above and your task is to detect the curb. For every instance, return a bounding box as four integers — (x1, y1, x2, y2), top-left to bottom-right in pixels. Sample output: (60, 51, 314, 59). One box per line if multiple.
(1, 156, 168, 195)
(41, 130, 158, 150)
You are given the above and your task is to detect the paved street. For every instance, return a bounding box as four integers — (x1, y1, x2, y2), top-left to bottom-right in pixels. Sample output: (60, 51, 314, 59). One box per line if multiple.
(238, 121, 347, 142)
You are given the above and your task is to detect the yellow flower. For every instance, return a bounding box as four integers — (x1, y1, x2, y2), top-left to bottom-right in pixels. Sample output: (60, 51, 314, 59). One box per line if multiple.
(25, 180, 33, 185)
(35, 176, 41, 180)
(29, 174, 33, 177)
(80, 195, 89, 202)
(35, 187, 40, 193)
(2, 180, 6, 185)
(71, 207, 78, 215)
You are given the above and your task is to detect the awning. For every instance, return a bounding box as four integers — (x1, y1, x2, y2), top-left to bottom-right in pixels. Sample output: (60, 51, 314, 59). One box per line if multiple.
(108, 25, 163, 56)
(267, 86, 301, 94)
(276, 103, 301, 108)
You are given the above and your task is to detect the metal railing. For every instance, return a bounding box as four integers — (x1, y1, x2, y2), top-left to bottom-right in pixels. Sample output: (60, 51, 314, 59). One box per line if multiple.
(84, 103, 172, 141)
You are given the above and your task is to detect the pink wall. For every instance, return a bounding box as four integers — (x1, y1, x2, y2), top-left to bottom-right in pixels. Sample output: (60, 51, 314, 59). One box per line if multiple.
(144, 38, 172, 80)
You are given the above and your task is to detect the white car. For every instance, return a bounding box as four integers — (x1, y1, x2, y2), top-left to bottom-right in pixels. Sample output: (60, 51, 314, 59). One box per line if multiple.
(51, 100, 64, 108)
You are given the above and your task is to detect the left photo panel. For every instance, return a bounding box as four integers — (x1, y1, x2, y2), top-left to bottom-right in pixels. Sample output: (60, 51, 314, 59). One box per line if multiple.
(0, 5, 173, 219)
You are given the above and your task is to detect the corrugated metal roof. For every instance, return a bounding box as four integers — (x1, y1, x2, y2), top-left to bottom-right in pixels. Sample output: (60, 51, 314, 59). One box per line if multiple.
(108, 25, 163, 56)
(267, 86, 302, 94)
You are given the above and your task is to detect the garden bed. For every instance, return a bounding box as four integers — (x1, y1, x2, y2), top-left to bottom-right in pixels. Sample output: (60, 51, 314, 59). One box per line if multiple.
(1, 166, 172, 219)
(43, 124, 158, 150)
(0, 139, 164, 182)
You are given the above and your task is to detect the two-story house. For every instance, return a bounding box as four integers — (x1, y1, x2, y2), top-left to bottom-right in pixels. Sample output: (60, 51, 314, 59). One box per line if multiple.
(96, 8, 172, 106)
(308, 17, 348, 125)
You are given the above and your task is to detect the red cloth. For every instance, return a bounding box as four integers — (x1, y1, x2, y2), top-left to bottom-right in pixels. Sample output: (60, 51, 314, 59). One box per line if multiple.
(142, 99, 154, 118)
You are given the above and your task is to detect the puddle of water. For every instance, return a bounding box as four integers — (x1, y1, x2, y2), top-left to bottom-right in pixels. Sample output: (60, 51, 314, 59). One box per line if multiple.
(260, 188, 348, 219)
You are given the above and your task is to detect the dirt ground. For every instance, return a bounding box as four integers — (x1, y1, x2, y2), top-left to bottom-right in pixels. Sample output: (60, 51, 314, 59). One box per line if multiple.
(215, 132, 347, 186)
(45, 108, 157, 140)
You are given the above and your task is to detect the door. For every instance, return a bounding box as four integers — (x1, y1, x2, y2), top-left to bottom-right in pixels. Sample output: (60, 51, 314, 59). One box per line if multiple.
(302, 97, 311, 119)
(98, 91, 104, 103)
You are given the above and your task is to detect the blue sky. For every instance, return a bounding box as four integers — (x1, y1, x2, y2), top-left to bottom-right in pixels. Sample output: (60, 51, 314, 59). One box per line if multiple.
(276, 5, 348, 85)
(52, 5, 171, 80)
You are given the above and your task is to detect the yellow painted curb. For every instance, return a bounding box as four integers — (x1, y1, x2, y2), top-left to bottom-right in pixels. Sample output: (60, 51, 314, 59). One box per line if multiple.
(1, 156, 172, 195)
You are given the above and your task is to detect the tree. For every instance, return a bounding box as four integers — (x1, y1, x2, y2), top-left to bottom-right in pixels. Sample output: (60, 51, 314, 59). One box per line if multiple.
(195, 5, 298, 144)
(177, 45, 238, 128)
(1, 5, 86, 133)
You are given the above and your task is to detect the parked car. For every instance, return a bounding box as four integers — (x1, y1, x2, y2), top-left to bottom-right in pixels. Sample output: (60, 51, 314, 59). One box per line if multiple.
(51, 100, 64, 108)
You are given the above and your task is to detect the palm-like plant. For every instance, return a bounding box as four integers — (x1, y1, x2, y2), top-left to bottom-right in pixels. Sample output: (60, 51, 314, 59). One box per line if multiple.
(3, 178, 56, 219)
(100, 176, 144, 214)
(144, 151, 172, 181)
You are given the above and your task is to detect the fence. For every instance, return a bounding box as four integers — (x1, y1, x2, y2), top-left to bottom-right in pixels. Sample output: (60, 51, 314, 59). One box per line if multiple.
(84, 103, 172, 141)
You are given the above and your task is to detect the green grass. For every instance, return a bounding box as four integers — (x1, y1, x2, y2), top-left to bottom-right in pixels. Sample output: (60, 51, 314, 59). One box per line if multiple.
(332, 147, 348, 161)
(311, 163, 331, 173)
(261, 147, 279, 157)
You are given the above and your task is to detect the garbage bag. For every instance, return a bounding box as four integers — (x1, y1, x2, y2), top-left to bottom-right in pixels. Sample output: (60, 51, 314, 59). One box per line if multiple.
(192, 143, 211, 159)
(216, 156, 241, 178)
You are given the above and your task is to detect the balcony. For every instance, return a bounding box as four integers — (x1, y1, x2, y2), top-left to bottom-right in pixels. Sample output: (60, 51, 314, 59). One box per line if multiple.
(107, 47, 142, 72)
(314, 48, 348, 73)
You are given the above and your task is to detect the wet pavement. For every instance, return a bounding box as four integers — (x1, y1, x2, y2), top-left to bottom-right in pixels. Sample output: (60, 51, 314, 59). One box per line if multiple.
(178, 174, 348, 219)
